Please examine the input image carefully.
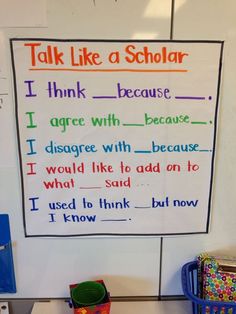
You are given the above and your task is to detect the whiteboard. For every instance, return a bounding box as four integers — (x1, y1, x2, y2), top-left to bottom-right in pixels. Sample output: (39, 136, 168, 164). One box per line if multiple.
(0, 0, 170, 298)
(0, 0, 235, 299)
(161, 0, 236, 296)
(11, 39, 222, 237)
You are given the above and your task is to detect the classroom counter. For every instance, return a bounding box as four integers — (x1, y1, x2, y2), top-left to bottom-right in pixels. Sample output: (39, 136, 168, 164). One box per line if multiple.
(31, 300, 192, 314)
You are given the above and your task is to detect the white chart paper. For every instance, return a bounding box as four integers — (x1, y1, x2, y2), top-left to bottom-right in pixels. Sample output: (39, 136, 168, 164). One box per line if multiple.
(11, 39, 223, 236)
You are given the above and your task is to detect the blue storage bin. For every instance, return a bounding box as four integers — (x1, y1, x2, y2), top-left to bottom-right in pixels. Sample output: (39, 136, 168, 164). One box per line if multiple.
(181, 261, 236, 314)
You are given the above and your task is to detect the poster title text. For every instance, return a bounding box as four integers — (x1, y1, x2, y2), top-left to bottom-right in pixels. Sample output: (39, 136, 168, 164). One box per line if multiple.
(24, 42, 189, 67)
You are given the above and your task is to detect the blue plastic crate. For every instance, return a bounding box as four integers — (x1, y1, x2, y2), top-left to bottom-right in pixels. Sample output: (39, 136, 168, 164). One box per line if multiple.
(181, 261, 236, 314)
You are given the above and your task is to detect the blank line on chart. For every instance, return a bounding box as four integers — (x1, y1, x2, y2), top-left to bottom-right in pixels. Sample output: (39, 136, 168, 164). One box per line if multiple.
(199, 149, 212, 152)
(0, 93, 8, 96)
(101, 219, 129, 222)
(191, 121, 208, 125)
(92, 96, 117, 99)
(79, 187, 103, 190)
(123, 123, 145, 127)
(175, 96, 206, 100)
(134, 150, 152, 154)
(134, 206, 152, 209)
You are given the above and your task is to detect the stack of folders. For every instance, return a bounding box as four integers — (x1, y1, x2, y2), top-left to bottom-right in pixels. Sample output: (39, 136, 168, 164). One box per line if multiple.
(197, 253, 236, 304)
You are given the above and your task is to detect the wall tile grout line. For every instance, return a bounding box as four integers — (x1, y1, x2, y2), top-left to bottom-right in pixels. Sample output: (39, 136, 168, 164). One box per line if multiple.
(158, 0, 175, 299)
(158, 237, 163, 299)
(170, 0, 175, 40)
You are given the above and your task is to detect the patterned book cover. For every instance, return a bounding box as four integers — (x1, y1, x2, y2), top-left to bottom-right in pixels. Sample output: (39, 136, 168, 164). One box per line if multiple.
(202, 256, 236, 302)
(197, 253, 236, 314)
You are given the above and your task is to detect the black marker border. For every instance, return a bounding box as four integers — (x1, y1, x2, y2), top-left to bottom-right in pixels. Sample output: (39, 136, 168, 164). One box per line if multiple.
(10, 38, 224, 238)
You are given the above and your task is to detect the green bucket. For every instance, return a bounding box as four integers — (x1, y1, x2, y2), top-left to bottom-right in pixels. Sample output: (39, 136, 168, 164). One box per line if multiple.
(71, 281, 106, 307)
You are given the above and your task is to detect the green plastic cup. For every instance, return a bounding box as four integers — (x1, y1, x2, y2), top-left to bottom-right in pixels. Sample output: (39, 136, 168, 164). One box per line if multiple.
(71, 281, 106, 307)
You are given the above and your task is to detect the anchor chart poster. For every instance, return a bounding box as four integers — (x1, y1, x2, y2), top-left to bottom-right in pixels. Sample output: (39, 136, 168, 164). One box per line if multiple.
(10, 39, 223, 237)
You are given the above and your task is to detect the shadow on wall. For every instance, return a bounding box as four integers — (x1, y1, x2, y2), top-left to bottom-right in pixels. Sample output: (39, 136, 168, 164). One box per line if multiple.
(91, 275, 155, 297)
(9, 300, 34, 314)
